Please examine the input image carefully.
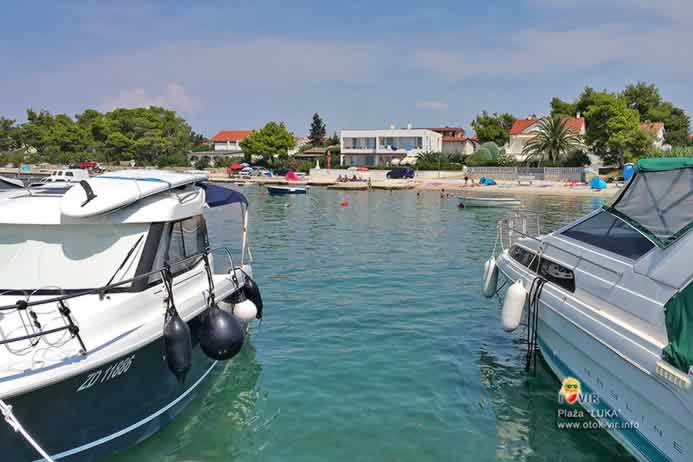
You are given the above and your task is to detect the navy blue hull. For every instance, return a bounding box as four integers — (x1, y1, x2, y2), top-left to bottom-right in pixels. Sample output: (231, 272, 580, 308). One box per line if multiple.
(267, 186, 306, 195)
(0, 314, 220, 462)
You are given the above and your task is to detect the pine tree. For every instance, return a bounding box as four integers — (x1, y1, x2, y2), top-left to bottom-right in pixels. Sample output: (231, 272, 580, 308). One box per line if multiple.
(309, 113, 326, 146)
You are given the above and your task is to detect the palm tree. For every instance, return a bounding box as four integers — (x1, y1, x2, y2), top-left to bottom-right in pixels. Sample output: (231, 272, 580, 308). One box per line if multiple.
(521, 116, 582, 165)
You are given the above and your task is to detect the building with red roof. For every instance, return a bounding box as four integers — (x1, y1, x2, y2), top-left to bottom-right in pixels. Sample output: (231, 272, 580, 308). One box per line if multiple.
(426, 127, 479, 155)
(187, 130, 254, 166)
(507, 115, 586, 161)
(640, 123, 666, 149)
(210, 130, 254, 152)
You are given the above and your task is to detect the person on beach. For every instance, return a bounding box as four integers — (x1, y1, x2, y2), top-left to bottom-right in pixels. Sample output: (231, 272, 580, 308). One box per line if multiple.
(464, 175, 469, 186)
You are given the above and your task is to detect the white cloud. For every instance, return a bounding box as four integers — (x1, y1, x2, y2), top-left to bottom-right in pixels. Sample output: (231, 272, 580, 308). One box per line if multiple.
(416, 100, 449, 110)
(102, 83, 198, 113)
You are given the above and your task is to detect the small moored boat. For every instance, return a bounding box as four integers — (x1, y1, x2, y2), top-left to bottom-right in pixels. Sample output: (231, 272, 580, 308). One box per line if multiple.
(267, 185, 309, 195)
(458, 195, 521, 207)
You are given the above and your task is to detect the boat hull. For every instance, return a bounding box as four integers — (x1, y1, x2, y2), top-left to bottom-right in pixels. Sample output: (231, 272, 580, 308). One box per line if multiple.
(267, 186, 307, 195)
(0, 313, 218, 462)
(458, 196, 521, 207)
(496, 252, 693, 462)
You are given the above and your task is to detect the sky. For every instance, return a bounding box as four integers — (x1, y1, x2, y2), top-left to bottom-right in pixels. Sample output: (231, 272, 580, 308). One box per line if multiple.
(2, 0, 692, 137)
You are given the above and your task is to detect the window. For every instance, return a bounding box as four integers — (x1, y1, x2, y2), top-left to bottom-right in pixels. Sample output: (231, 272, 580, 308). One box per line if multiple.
(164, 215, 209, 275)
(561, 211, 655, 260)
(0, 223, 148, 291)
(65, 171, 74, 177)
(510, 245, 575, 292)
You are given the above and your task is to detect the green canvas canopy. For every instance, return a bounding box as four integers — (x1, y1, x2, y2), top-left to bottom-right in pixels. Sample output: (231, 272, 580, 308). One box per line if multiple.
(663, 281, 693, 373)
(636, 157, 693, 172)
(605, 157, 693, 248)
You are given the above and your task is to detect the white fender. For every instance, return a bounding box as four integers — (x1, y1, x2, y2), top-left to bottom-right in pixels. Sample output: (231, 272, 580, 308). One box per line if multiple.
(232, 298, 258, 322)
(502, 280, 527, 331)
(481, 257, 499, 298)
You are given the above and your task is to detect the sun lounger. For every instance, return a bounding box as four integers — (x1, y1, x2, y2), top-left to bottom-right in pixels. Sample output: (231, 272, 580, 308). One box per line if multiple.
(517, 175, 535, 185)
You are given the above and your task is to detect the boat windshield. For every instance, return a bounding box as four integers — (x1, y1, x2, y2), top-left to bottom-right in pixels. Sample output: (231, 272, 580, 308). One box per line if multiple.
(0, 223, 149, 291)
(561, 211, 655, 259)
(606, 159, 693, 247)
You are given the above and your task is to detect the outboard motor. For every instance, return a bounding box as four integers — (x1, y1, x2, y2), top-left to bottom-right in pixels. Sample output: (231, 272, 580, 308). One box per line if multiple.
(200, 304, 245, 360)
(163, 311, 192, 383)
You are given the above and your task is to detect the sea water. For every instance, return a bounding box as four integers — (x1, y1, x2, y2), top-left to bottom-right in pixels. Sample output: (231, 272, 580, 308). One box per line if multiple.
(108, 188, 634, 462)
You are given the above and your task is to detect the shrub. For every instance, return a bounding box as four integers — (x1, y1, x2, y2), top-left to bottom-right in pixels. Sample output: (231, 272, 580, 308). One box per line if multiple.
(496, 148, 515, 166)
(465, 147, 494, 166)
(480, 142, 499, 160)
(194, 158, 210, 170)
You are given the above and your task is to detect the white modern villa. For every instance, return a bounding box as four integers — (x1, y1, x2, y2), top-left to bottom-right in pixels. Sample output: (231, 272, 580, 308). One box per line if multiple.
(340, 126, 442, 167)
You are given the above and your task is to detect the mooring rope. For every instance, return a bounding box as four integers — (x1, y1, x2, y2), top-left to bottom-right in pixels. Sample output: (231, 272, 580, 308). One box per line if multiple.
(525, 277, 545, 374)
(0, 399, 56, 462)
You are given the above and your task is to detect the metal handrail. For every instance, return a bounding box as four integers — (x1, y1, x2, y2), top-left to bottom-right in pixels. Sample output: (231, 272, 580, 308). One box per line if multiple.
(497, 212, 624, 280)
(0, 246, 240, 312)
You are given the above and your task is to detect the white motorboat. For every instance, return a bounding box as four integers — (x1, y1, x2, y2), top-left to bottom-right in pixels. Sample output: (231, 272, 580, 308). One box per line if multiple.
(458, 195, 522, 207)
(0, 170, 264, 461)
(482, 157, 693, 462)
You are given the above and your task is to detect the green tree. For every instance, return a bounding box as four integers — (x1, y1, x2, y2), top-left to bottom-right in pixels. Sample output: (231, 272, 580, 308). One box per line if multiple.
(104, 132, 135, 163)
(470, 111, 515, 146)
(309, 113, 326, 146)
(584, 94, 649, 166)
(623, 82, 662, 118)
(0, 117, 20, 151)
(521, 116, 583, 165)
(550, 97, 577, 118)
(240, 121, 295, 164)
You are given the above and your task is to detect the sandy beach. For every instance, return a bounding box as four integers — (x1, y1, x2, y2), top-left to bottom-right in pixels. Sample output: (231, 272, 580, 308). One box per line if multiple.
(410, 178, 619, 197)
(209, 174, 619, 198)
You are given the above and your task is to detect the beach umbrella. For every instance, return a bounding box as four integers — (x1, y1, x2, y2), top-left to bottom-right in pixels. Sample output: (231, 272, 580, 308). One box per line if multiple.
(230, 163, 242, 170)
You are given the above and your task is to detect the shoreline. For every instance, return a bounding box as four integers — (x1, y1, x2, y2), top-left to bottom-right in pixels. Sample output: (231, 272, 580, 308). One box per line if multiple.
(209, 175, 618, 198)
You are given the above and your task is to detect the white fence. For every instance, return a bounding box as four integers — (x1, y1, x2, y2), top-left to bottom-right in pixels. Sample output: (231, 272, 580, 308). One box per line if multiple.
(308, 167, 585, 182)
(468, 166, 584, 182)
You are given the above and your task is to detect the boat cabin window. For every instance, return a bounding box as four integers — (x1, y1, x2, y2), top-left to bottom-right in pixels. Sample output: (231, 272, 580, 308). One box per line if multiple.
(147, 215, 209, 281)
(561, 211, 655, 260)
(510, 245, 575, 292)
(0, 223, 149, 292)
(65, 171, 74, 177)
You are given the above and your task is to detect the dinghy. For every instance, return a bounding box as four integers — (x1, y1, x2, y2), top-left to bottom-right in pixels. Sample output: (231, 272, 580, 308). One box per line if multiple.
(458, 195, 521, 207)
(267, 185, 309, 195)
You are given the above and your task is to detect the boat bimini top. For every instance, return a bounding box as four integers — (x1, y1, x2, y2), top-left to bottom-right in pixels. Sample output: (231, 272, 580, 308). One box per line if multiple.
(605, 157, 693, 248)
(558, 158, 693, 374)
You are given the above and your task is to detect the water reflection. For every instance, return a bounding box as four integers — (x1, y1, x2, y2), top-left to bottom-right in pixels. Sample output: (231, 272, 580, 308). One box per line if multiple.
(107, 341, 264, 462)
(478, 347, 635, 461)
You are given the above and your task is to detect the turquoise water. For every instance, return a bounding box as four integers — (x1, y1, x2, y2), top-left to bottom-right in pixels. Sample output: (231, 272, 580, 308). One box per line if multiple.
(109, 188, 632, 462)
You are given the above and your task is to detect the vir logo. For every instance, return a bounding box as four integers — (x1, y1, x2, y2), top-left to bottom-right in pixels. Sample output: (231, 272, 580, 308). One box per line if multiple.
(558, 377, 600, 405)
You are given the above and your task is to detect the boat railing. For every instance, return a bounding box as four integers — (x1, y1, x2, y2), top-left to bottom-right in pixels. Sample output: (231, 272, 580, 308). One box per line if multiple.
(497, 210, 624, 282)
(0, 246, 244, 355)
